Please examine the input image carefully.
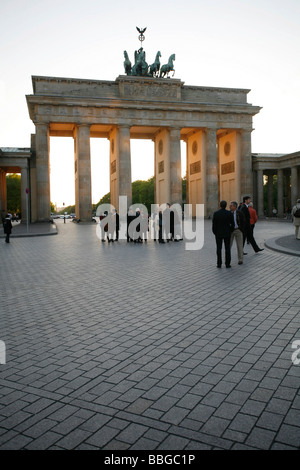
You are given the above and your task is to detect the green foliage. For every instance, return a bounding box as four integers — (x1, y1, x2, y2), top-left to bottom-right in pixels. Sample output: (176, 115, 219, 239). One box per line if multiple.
(94, 176, 186, 213)
(57, 204, 75, 215)
(6, 174, 21, 213)
(132, 176, 154, 212)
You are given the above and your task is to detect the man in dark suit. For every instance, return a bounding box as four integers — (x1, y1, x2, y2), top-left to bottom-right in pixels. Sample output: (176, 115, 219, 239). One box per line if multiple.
(240, 196, 264, 253)
(212, 200, 234, 268)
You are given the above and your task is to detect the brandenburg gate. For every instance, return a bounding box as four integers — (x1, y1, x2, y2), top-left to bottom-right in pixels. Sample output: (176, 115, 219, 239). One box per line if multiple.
(25, 72, 261, 221)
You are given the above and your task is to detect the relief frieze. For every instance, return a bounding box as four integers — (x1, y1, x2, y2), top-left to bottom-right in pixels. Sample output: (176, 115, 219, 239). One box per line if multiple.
(122, 83, 178, 100)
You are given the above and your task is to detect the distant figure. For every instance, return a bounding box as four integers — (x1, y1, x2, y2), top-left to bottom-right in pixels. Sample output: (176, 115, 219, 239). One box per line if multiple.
(113, 209, 119, 241)
(212, 200, 234, 268)
(3, 214, 12, 243)
(99, 211, 108, 242)
(292, 199, 300, 240)
(158, 210, 165, 243)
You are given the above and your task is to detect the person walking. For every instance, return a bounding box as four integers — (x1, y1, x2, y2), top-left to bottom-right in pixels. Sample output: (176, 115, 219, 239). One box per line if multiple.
(113, 209, 119, 241)
(3, 214, 12, 243)
(292, 199, 300, 240)
(241, 196, 264, 253)
(212, 200, 234, 268)
(247, 201, 258, 244)
(230, 201, 245, 265)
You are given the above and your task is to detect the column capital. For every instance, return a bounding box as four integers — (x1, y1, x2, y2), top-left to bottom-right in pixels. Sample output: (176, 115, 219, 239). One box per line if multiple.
(34, 121, 49, 129)
(205, 127, 218, 135)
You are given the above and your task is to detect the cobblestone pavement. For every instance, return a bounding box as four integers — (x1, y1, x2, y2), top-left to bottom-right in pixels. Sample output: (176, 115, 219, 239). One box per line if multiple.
(0, 218, 299, 450)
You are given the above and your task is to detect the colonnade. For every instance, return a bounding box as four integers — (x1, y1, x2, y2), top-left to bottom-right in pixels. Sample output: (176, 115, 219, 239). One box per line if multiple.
(0, 148, 31, 224)
(31, 122, 254, 222)
(253, 152, 300, 217)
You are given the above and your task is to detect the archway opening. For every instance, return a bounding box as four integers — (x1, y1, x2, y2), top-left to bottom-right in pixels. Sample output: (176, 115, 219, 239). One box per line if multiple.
(50, 137, 75, 213)
(90, 138, 109, 206)
(130, 139, 155, 213)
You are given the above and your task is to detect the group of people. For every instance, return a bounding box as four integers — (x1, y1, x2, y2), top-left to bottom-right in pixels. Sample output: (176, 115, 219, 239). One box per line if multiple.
(98, 204, 183, 244)
(212, 196, 264, 268)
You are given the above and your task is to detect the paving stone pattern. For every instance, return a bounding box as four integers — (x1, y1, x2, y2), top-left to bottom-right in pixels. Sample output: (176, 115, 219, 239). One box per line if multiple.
(0, 219, 299, 450)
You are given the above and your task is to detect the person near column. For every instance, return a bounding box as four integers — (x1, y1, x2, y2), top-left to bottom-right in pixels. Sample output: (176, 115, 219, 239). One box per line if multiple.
(158, 209, 165, 243)
(151, 210, 158, 241)
(3, 214, 12, 243)
(113, 209, 119, 241)
(291, 199, 300, 240)
(212, 200, 234, 268)
(99, 211, 107, 242)
(247, 202, 258, 244)
(163, 204, 171, 242)
(230, 201, 245, 265)
(241, 196, 264, 253)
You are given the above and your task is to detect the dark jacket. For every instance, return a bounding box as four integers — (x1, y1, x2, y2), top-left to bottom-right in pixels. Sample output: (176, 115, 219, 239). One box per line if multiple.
(240, 204, 251, 226)
(3, 217, 12, 234)
(233, 209, 246, 233)
(212, 209, 234, 238)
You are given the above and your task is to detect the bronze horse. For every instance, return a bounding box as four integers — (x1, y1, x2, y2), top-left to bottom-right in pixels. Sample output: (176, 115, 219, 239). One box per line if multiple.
(159, 54, 175, 78)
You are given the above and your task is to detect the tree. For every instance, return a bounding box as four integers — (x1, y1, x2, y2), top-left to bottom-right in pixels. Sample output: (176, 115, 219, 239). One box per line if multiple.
(6, 174, 21, 214)
(94, 176, 187, 213)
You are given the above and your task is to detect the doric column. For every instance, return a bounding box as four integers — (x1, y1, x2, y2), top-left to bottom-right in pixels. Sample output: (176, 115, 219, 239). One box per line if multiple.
(277, 169, 284, 218)
(117, 125, 132, 209)
(240, 129, 253, 197)
(21, 168, 29, 224)
(205, 128, 218, 217)
(0, 168, 7, 218)
(74, 124, 92, 221)
(267, 171, 274, 216)
(257, 169, 264, 218)
(35, 123, 50, 221)
(291, 166, 298, 206)
(169, 127, 182, 204)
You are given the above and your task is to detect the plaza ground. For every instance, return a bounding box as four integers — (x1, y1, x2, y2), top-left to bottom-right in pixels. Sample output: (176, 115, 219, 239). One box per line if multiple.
(0, 218, 299, 450)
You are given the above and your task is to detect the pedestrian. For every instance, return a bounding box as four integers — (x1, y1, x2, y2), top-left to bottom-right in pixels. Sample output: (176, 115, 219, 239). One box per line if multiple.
(212, 200, 234, 268)
(230, 201, 245, 265)
(173, 207, 182, 241)
(106, 212, 114, 243)
(247, 201, 258, 244)
(291, 199, 300, 240)
(151, 210, 158, 241)
(240, 196, 264, 253)
(163, 204, 171, 242)
(99, 211, 108, 242)
(3, 214, 12, 243)
(113, 208, 119, 241)
(134, 208, 142, 243)
(158, 210, 165, 243)
(140, 210, 148, 242)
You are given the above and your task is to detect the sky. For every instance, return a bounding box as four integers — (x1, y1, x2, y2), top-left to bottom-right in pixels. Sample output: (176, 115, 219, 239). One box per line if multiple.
(0, 0, 299, 207)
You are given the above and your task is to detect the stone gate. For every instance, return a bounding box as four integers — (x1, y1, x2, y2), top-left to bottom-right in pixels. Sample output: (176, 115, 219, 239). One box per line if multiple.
(24, 74, 261, 221)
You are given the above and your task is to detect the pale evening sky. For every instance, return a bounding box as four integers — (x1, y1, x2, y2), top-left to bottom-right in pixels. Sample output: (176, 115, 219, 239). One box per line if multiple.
(0, 0, 299, 207)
